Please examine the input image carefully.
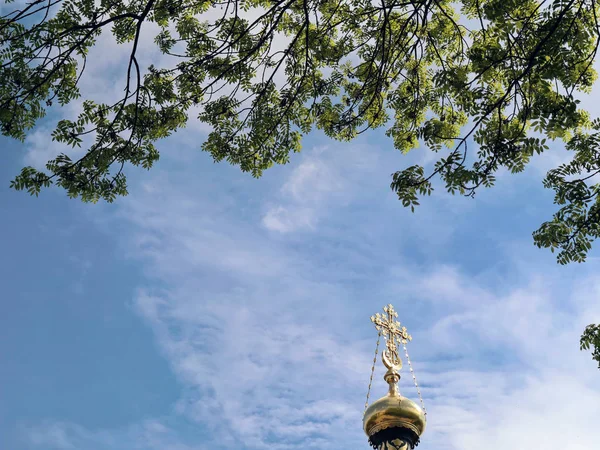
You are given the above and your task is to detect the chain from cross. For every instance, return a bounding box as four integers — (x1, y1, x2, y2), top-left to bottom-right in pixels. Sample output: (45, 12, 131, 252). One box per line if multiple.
(370, 304, 412, 369)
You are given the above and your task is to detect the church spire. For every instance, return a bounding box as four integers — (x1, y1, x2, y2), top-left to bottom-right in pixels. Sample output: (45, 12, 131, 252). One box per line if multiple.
(363, 304, 426, 450)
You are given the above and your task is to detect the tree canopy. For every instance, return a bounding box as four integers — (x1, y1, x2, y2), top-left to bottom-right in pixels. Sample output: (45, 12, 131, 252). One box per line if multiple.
(581, 324, 600, 369)
(1, 0, 599, 367)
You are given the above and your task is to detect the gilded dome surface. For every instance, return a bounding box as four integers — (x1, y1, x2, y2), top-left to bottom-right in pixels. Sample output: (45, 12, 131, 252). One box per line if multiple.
(363, 393, 426, 439)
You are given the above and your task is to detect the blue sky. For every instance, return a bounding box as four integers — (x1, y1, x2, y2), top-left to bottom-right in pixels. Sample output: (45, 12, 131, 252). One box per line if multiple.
(2, 10, 600, 450)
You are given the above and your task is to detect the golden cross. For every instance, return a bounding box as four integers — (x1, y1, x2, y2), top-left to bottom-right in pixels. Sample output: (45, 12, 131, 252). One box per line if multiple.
(370, 304, 412, 368)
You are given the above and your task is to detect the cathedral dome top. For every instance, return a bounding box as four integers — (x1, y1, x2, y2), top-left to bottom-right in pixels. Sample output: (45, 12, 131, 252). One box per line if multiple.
(362, 304, 427, 449)
(363, 392, 426, 441)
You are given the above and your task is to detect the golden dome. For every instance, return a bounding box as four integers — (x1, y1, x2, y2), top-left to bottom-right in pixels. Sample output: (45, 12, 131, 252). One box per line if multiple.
(364, 305, 426, 449)
(363, 392, 426, 439)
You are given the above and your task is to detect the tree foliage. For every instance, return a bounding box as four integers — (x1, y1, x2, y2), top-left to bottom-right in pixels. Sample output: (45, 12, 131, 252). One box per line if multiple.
(580, 324, 600, 368)
(1, 0, 600, 366)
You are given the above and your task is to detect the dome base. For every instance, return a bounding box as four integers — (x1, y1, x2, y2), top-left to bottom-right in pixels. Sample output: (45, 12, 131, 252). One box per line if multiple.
(367, 426, 421, 450)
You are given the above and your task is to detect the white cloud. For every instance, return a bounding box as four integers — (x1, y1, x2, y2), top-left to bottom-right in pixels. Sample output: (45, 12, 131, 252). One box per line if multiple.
(133, 289, 368, 450)
(99, 177, 372, 449)
(281, 157, 343, 201)
(28, 422, 76, 449)
(23, 127, 72, 170)
(402, 264, 600, 450)
(261, 144, 380, 233)
(262, 150, 343, 233)
(25, 419, 195, 450)
(262, 205, 317, 233)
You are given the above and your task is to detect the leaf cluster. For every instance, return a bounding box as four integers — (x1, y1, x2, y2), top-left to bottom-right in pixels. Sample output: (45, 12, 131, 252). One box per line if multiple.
(1, 0, 600, 259)
(580, 323, 600, 368)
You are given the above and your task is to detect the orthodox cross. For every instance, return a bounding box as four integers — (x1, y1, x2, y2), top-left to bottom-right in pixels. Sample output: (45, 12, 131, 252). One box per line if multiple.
(370, 304, 412, 368)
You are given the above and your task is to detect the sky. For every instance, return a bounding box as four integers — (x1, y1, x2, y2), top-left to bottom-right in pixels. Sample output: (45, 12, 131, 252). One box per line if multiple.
(2, 5, 600, 450)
